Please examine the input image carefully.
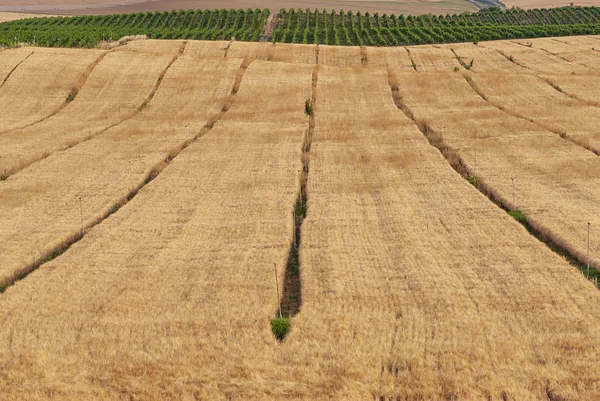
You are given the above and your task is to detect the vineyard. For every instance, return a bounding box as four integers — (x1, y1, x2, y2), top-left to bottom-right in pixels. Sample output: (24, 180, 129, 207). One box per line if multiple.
(273, 7, 600, 45)
(2, 6, 600, 47)
(0, 8, 270, 48)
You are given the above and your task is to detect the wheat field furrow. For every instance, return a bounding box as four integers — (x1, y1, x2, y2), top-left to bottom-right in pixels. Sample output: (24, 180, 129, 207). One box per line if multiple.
(540, 73, 600, 106)
(0, 47, 32, 88)
(0, 37, 599, 399)
(184, 40, 231, 58)
(469, 73, 600, 154)
(0, 55, 242, 288)
(0, 48, 105, 133)
(404, 45, 463, 72)
(480, 40, 599, 75)
(368, 46, 414, 70)
(0, 60, 313, 400)
(0, 51, 175, 178)
(394, 70, 600, 273)
(274, 65, 600, 400)
(444, 43, 527, 73)
(515, 37, 600, 70)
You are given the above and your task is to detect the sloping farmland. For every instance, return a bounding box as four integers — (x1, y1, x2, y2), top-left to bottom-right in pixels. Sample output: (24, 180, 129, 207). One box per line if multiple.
(317, 45, 362, 67)
(0, 47, 33, 84)
(285, 65, 600, 400)
(513, 37, 600, 71)
(0, 48, 103, 131)
(446, 42, 526, 73)
(0, 50, 175, 178)
(404, 44, 461, 72)
(0, 60, 313, 400)
(367, 46, 414, 70)
(393, 70, 600, 275)
(0, 54, 241, 289)
(479, 40, 595, 74)
(468, 72, 600, 154)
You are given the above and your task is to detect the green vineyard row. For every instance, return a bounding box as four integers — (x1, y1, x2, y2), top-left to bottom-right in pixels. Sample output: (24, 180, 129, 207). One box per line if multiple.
(1, 6, 600, 48)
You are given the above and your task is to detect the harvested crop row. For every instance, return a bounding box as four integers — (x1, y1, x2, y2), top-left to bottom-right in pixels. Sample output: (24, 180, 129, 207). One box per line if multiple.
(0, 55, 241, 289)
(469, 72, 600, 154)
(0, 60, 313, 400)
(367, 46, 413, 70)
(542, 72, 600, 105)
(0, 47, 32, 87)
(0, 48, 103, 132)
(184, 39, 230, 58)
(403, 44, 462, 72)
(513, 37, 600, 70)
(394, 70, 600, 275)
(284, 65, 600, 399)
(480, 40, 598, 74)
(0, 50, 174, 178)
(317, 45, 362, 66)
(448, 42, 526, 73)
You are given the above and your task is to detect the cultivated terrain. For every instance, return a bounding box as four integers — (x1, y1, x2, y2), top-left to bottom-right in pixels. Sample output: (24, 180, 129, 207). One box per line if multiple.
(0, 35, 599, 400)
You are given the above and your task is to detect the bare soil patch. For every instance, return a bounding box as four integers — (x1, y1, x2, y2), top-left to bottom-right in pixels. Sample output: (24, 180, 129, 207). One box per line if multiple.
(0, 0, 477, 17)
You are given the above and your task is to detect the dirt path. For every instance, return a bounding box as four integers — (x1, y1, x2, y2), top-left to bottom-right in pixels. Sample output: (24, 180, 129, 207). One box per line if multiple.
(259, 13, 278, 43)
(0, 0, 477, 17)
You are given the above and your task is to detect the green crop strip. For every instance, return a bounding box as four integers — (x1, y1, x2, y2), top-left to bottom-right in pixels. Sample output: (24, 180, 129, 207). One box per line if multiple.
(2, 6, 600, 48)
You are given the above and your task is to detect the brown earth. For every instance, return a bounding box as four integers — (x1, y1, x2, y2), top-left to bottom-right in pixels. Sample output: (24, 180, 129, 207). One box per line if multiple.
(0, 0, 477, 17)
(0, 11, 58, 22)
(502, 0, 599, 8)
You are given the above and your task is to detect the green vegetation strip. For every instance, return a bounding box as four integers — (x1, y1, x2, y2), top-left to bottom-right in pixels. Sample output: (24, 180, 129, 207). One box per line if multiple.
(506, 209, 600, 285)
(270, 317, 290, 341)
(2, 6, 600, 48)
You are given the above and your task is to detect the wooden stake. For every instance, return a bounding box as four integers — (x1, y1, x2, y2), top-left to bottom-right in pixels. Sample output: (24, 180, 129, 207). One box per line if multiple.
(78, 197, 84, 237)
(274, 263, 282, 318)
(588, 222, 591, 278)
(511, 177, 515, 207)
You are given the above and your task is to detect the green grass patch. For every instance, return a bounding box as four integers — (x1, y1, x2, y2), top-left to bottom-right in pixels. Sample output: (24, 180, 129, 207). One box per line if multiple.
(295, 203, 307, 218)
(508, 209, 527, 224)
(304, 99, 313, 116)
(270, 317, 290, 341)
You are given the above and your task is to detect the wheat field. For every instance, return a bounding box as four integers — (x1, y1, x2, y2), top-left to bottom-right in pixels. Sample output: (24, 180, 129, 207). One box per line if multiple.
(1, 36, 600, 400)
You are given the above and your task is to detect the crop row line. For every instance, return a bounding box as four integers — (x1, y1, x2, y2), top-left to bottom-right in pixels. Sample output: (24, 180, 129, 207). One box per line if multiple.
(2, 7, 600, 48)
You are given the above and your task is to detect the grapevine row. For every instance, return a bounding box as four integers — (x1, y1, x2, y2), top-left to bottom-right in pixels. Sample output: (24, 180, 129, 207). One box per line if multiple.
(1, 6, 600, 48)
(0, 8, 269, 47)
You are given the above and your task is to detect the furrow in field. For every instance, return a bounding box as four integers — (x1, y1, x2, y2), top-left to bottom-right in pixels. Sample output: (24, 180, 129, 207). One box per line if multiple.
(0, 49, 33, 90)
(468, 73, 600, 155)
(0, 49, 179, 180)
(480, 40, 595, 74)
(536, 74, 600, 107)
(403, 45, 461, 72)
(391, 70, 600, 277)
(539, 73, 600, 106)
(367, 46, 414, 70)
(446, 42, 525, 73)
(0, 55, 244, 290)
(0, 61, 313, 399)
(0, 48, 104, 132)
(184, 40, 231, 58)
(279, 65, 319, 322)
(514, 37, 600, 70)
(283, 65, 600, 400)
